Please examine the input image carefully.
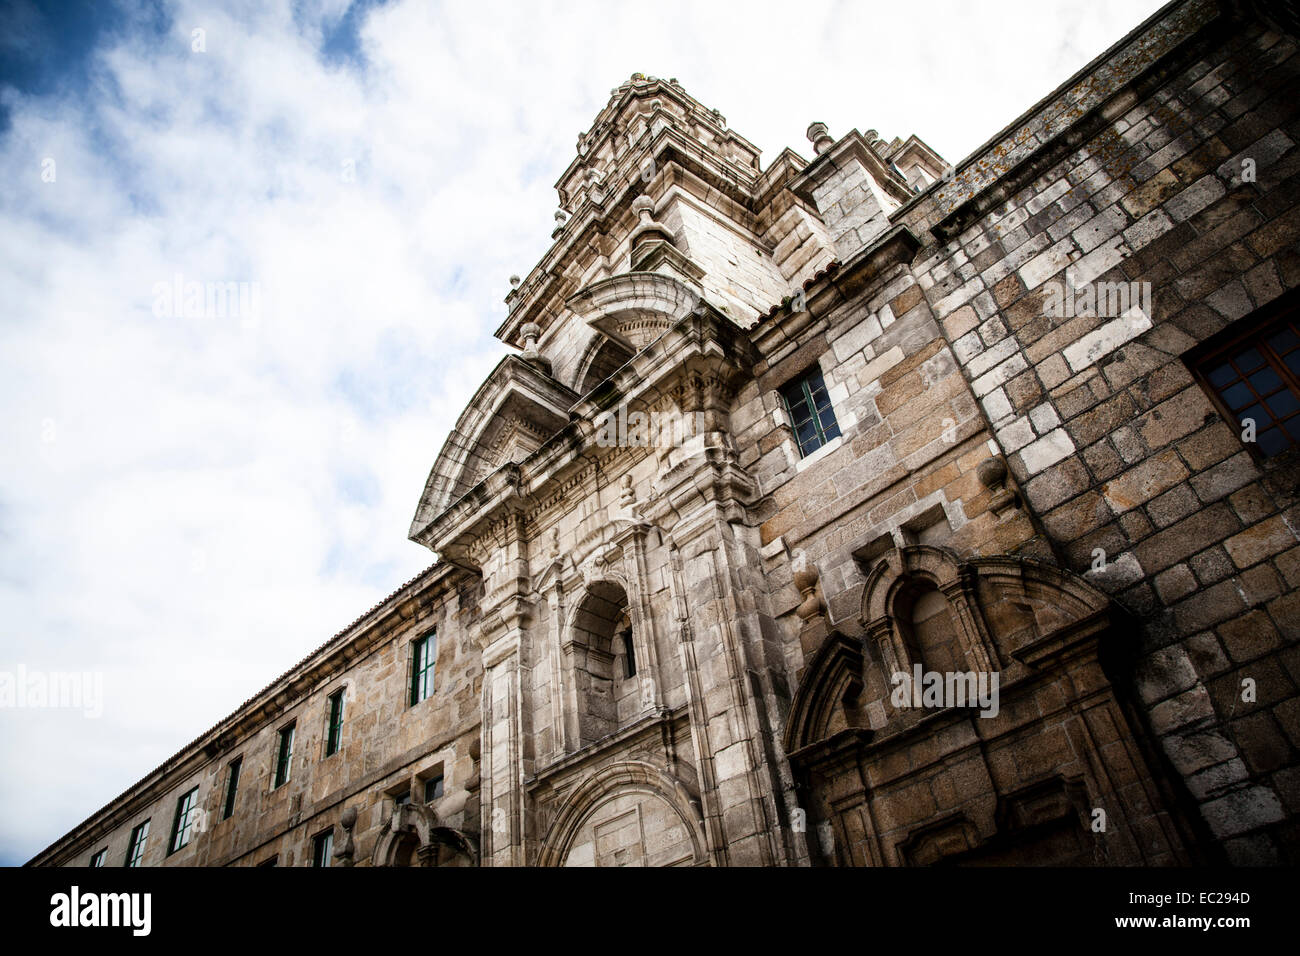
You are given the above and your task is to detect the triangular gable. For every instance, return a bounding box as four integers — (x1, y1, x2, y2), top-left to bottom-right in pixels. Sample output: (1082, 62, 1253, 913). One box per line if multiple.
(408, 355, 575, 541)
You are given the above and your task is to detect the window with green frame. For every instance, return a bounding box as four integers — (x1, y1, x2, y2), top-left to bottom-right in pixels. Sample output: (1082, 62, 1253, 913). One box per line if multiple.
(313, 829, 334, 868)
(124, 819, 150, 867)
(273, 724, 295, 788)
(222, 756, 241, 820)
(410, 632, 436, 706)
(779, 365, 841, 458)
(325, 689, 345, 756)
(89, 847, 107, 867)
(169, 786, 200, 854)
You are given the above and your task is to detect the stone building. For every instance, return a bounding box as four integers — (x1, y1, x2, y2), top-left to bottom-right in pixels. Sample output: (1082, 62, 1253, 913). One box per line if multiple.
(29, 0, 1300, 868)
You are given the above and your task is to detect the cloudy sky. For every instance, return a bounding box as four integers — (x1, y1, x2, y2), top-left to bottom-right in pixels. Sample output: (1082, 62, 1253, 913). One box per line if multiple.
(0, 0, 1165, 865)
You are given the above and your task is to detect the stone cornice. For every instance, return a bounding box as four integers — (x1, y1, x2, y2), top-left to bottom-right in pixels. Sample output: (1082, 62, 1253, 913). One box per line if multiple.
(789, 128, 918, 209)
(417, 306, 758, 566)
(930, 2, 1228, 243)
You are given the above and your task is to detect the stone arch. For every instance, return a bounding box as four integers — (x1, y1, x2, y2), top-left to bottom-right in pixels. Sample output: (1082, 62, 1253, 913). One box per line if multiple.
(563, 578, 642, 744)
(575, 334, 634, 396)
(784, 632, 866, 753)
(537, 761, 709, 867)
(784, 545, 1191, 866)
(896, 581, 966, 677)
(860, 545, 998, 679)
(370, 803, 478, 867)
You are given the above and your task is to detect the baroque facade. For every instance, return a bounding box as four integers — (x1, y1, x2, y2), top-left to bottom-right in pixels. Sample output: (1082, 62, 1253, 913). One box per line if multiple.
(31, 0, 1300, 868)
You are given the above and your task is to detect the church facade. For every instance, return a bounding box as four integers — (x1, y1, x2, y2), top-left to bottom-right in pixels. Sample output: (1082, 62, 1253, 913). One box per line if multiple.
(31, 0, 1300, 867)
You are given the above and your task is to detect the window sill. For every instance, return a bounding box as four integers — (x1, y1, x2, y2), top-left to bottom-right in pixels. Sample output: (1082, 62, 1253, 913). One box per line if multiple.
(795, 435, 843, 472)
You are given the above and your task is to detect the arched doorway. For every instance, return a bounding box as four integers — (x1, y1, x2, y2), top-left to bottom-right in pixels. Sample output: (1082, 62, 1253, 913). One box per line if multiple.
(370, 803, 479, 867)
(784, 545, 1195, 867)
(538, 761, 710, 867)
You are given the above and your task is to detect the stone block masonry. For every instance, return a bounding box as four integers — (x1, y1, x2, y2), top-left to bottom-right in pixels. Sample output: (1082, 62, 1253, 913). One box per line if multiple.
(27, 1, 1300, 869)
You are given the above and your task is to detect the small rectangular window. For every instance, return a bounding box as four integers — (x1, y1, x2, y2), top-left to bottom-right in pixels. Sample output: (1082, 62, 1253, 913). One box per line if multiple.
(124, 819, 150, 868)
(779, 365, 841, 458)
(273, 724, 295, 789)
(313, 829, 334, 868)
(1190, 308, 1300, 459)
(89, 848, 107, 867)
(620, 629, 637, 679)
(169, 786, 200, 854)
(325, 689, 345, 757)
(410, 633, 436, 706)
(222, 757, 241, 820)
(423, 775, 444, 802)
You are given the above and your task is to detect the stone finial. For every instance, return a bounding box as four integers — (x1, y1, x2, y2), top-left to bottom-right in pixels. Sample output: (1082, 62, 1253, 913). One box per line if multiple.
(509, 275, 521, 289)
(977, 455, 1020, 518)
(632, 195, 655, 222)
(519, 320, 551, 374)
(629, 194, 673, 255)
(554, 210, 567, 224)
(794, 567, 823, 622)
(620, 472, 636, 510)
(793, 563, 831, 658)
(584, 166, 606, 205)
(520, 321, 541, 351)
(334, 806, 357, 867)
(807, 122, 835, 156)
(865, 128, 879, 144)
(549, 526, 560, 560)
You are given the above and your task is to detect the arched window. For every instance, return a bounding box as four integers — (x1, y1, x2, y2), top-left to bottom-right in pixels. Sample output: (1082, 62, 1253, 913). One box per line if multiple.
(577, 337, 634, 396)
(898, 582, 965, 676)
(570, 582, 642, 744)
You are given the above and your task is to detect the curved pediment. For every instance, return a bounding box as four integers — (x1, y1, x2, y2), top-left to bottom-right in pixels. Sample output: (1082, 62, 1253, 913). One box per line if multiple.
(565, 271, 706, 355)
(409, 355, 576, 542)
(783, 632, 866, 754)
(860, 545, 1111, 652)
(786, 547, 1116, 755)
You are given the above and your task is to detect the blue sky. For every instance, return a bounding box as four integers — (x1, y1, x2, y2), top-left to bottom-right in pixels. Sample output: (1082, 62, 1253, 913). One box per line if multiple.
(0, 0, 1165, 865)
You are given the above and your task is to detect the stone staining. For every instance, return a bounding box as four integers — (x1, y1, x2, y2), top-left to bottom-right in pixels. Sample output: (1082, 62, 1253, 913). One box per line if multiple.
(29, 2, 1300, 868)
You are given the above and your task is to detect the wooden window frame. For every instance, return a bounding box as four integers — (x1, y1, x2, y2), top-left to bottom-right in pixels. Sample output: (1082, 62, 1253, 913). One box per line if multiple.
(1185, 291, 1300, 463)
(222, 756, 241, 820)
(168, 786, 200, 855)
(312, 829, 334, 868)
(124, 819, 150, 867)
(273, 723, 295, 789)
(779, 364, 841, 458)
(409, 632, 436, 707)
(325, 689, 345, 757)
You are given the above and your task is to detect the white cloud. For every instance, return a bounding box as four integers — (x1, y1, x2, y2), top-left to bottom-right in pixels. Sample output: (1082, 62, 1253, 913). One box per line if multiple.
(0, 0, 1164, 863)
